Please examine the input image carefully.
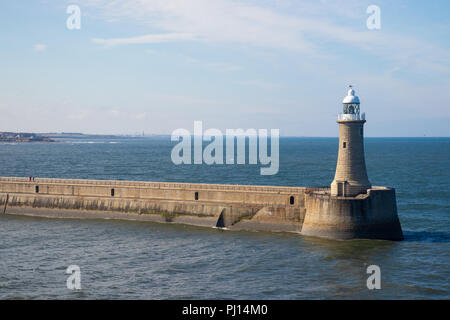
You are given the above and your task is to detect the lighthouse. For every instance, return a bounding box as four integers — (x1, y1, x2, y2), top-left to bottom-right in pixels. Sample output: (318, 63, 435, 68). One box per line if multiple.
(301, 85, 403, 240)
(331, 86, 371, 197)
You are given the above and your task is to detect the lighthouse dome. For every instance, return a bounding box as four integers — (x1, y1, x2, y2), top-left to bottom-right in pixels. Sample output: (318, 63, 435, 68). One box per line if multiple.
(342, 87, 360, 104)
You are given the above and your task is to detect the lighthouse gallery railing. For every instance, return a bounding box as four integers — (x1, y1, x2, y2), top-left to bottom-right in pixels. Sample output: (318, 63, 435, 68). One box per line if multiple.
(337, 113, 365, 121)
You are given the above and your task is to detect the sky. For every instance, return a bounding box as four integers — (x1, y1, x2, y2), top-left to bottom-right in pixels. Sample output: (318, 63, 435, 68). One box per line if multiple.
(0, 0, 449, 137)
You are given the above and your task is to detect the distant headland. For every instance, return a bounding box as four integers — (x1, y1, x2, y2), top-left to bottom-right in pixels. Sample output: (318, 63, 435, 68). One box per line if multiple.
(0, 132, 165, 143)
(0, 132, 54, 143)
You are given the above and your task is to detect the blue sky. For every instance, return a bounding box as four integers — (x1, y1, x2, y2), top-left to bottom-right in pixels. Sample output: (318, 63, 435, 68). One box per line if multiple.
(0, 0, 449, 136)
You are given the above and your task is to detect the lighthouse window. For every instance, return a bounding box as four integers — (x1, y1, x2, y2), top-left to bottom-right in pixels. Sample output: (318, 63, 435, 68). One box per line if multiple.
(289, 196, 295, 205)
(343, 142, 347, 148)
(195, 192, 199, 200)
(111, 188, 115, 197)
(35, 185, 39, 193)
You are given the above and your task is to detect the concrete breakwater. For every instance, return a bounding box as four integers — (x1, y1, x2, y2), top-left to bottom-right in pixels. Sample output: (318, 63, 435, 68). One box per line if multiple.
(0, 177, 312, 232)
(0, 177, 403, 240)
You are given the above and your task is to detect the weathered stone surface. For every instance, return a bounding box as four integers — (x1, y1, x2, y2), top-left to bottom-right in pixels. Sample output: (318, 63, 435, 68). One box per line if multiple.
(0, 177, 403, 240)
(302, 187, 403, 240)
(0, 177, 306, 233)
(331, 120, 371, 197)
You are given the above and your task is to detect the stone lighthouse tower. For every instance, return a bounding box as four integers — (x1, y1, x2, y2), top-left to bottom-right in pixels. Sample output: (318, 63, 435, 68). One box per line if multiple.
(301, 85, 403, 241)
(331, 86, 371, 197)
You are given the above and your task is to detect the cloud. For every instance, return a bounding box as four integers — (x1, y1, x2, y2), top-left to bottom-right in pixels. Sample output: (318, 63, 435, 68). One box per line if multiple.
(83, 0, 449, 74)
(91, 33, 195, 46)
(85, 0, 315, 52)
(33, 44, 46, 52)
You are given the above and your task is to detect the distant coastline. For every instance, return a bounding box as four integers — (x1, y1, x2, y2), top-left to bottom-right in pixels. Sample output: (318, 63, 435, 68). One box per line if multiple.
(0, 132, 166, 143)
(0, 132, 54, 143)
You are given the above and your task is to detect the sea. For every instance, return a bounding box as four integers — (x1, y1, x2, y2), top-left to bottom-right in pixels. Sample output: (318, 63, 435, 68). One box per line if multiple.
(0, 137, 448, 299)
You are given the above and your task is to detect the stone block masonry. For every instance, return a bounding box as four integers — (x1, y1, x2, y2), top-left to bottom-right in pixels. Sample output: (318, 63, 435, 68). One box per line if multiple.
(0, 177, 310, 233)
(0, 177, 403, 240)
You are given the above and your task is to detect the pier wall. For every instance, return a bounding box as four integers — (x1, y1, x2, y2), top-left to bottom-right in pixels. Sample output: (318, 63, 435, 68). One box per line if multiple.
(0, 177, 312, 232)
(0, 177, 402, 239)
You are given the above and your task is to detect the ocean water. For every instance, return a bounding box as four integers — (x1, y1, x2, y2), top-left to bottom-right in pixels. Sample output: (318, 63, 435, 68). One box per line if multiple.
(0, 137, 448, 299)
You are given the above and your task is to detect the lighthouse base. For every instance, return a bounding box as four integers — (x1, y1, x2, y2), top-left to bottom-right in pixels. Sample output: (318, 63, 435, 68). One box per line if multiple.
(302, 187, 403, 241)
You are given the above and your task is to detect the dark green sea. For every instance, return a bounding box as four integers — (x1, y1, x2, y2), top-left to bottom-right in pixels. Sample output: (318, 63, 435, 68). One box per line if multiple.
(0, 137, 448, 299)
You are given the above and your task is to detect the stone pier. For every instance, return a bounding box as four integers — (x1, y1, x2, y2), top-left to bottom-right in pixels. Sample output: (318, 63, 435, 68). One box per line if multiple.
(0, 177, 403, 240)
